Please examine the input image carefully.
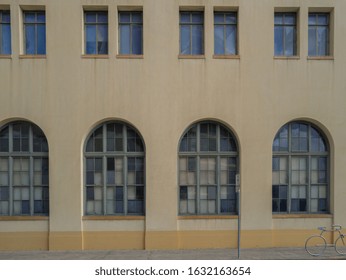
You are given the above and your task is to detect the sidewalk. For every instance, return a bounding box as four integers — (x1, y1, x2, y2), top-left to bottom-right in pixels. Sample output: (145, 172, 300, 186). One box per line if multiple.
(0, 247, 345, 260)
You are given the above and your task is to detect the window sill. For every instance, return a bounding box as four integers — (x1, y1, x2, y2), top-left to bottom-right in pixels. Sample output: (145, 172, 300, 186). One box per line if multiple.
(82, 215, 145, 221)
(307, 56, 334, 60)
(273, 214, 333, 219)
(178, 215, 238, 220)
(274, 56, 300, 60)
(19, 55, 47, 59)
(81, 55, 109, 59)
(0, 216, 49, 221)
(0, 55, 12, 59)
(213, 54, 240, 59)
(116, 54, 143, 59)
(178, 55, 205, 59)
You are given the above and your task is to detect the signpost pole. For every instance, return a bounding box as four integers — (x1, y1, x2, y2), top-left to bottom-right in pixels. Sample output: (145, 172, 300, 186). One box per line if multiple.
(236, 174, 241, 259)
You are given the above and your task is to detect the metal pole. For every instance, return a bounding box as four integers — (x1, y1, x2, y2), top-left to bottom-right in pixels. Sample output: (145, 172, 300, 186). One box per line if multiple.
(236, 174, 241, 259)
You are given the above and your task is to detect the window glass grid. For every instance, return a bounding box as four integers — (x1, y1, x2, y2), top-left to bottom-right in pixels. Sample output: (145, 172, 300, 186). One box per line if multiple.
(214, 12, 237, 55)
(118, 11, 143, 55)
(308, 13, 330, 56)
(85, 122, 145, 216)
(274, 12, 297, 56)
(23, 11, 46, 55)
(0, 10, 11, 55)
(179, 122, 238, 215)
(180, 11, 204, 55)
(84, 11, 108, 55)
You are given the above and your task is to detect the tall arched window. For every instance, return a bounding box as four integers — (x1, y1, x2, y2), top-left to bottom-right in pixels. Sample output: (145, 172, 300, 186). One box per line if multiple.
(178, 121, 238, 215)
(0, 121, 49, 216)
(84, 121, 145, 215)
(272, 121, 329, 214)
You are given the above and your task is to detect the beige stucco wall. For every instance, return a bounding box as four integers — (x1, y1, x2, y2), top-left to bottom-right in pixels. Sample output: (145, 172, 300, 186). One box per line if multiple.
(0, 0, 345, 250)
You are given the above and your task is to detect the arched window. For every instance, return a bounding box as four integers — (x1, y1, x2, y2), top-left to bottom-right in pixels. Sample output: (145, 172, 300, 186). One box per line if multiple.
(84, 121, 145, 215)
(0, 121, 49, 216)
(272, 121, 329, 214)
(178, 121, 238, 215)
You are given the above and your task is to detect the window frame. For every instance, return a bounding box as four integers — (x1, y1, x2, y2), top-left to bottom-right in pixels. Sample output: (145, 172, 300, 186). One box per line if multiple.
(179, 10, 204, 57)
(214, 11, 238, 56)
(118, 11, 143, 56)
(84, 122, 145, 216)
(22, 10, 46, 55)
(272, 122, 329, 215)
(0, 121, 49, 216)
(308, 12, 330, 57)
(0, 10, 11, 55)
(274, 12, 297, 57)
(178, 121, 239, 216)
(84, 10, 109, 55)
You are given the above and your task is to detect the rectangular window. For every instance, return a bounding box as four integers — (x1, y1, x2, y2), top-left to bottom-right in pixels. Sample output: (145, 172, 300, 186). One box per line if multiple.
(214, 12, 237, 55)
(118, 11, 143, 55)
(23, 11, 46, 55)
(0, 10, 11, 55)
(180, 11, 204, 55)
(308, 13, 330, 56)
(84, 11, 108, 55)
(274, 12, 297, 56)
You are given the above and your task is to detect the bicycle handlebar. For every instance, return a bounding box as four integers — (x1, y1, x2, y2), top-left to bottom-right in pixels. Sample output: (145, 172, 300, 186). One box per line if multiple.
(318, 225, 342, 231)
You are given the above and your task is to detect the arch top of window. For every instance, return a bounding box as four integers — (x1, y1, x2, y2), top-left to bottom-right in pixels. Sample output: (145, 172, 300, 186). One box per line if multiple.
(179, 121, 238, 153)
(0, 121, 48, 153)
(273, 122, 328, 153)
(85, 122, 145, 153)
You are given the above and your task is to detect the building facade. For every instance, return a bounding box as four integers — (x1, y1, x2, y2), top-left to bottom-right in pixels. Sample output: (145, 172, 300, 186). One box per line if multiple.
(0, 0, 345, 251)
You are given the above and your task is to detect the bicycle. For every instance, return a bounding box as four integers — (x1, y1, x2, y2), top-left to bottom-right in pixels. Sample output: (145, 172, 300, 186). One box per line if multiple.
(305, 224, 346, 256)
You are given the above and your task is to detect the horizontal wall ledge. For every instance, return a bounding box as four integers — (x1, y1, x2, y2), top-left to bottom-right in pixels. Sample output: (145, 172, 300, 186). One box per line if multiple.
(273, 214, 333, 219)
(0, 216, 49, 221)
(178, 215, 238, 220)
(82, 215, 145, 221)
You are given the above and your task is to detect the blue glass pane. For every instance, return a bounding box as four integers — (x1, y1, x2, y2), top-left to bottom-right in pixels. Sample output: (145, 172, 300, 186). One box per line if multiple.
(85, 25, 96, 54)
(22, 201, 30, 214)
(274, 14, 283, 24)
(192, 13, 203, 23)
(37, 12, 45, 23)
(317, 27, 328, 56)
(1, 24, 11, 54)
(97, 12, 108, 23)
(180, 25, 190, 54)
(25, 25, 35, 54)
(119, 25, 130, 54)
(225, 25, 236, 54)
(284, 14, 296, 25)
(132, 25, 143, 54)
(191, 25, 203, 54)
(214, 13, 224, 24)
(274, 26, 283, 56)
(85, 12, 96, 23)
(180, 12, 190, 23)
(97, 24, 108, 54)
(308, 14, 317, 25)
(37, 25, 46, 55)
(132, 13, 142, 23)
(24, 13, 35, 23)
(119, 12, 130, 23)
(2, 12, 10, 23)
(284, 26, 295, 56)
(214, 25, 224, 54)
(225, 13, 237, 24)
(317, 14, 329, 25)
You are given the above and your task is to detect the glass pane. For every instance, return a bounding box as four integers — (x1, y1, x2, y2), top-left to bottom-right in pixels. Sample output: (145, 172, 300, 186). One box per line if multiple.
(191, 25, 203, 55)
(225, 13, 237, 24)
(274, 26, 283, 56)
(214, 25, 224, 55)
(97, 12, 108, 23)
(119, 12, 130, 23)
(25, 25, 35, 54)
(37, 24, 46, 55)
(119, 25, 130, 54)
(225, 26, 236, 55)
(311, 199, 318, 212)
(180, 12, 190, 23)
(200, 186, 207, 199)
(284, 26, 295, 56)
(311, 185, 318, 198)
(85, 12, 96, 23)
(284, 14, 296, 25)
(132, 25, 143, 54)
(317, 26, 328, 56)
(2, 24, 11, 55)
(308, 26, 317, 56)
(24, 13, 35, 23)
(132, 13, 142, 23)
(179, 200, 187, 214)
(86, 25, 96, 54)
(308, 14, 316, 25)
(317, 14, 329, 25)
(214, 13, 224, 24)
(274, 14, 283, 24)
(97, 24, 108, 54)
(192, 13, 203, 23)
(180, 25, 190, 54)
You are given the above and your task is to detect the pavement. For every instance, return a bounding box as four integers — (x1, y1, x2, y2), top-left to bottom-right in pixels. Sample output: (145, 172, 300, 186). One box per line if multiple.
(0, 246, 345, 260)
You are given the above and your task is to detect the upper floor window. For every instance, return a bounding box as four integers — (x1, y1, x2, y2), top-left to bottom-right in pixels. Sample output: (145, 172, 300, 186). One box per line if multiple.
(84, 11, 108, 55)
(118, 11, 143, 55)
(274, 12, 297, 56)
(308, 13, 330, 56)
(178, 121, 238, 215)
(180, 11, 204, 55)
(23, 11, 46, 55)
(84, 122, 145, 216)
(0, 121, 49, 216)
(0, 10, 11, 55)
(272, 122, 329, 214)
(214, 12, 237, 55)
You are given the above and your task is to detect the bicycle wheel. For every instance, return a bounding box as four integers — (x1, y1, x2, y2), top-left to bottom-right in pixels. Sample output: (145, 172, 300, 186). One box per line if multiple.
(335, 235, 346, 255)
(305, 235, 327, 256)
